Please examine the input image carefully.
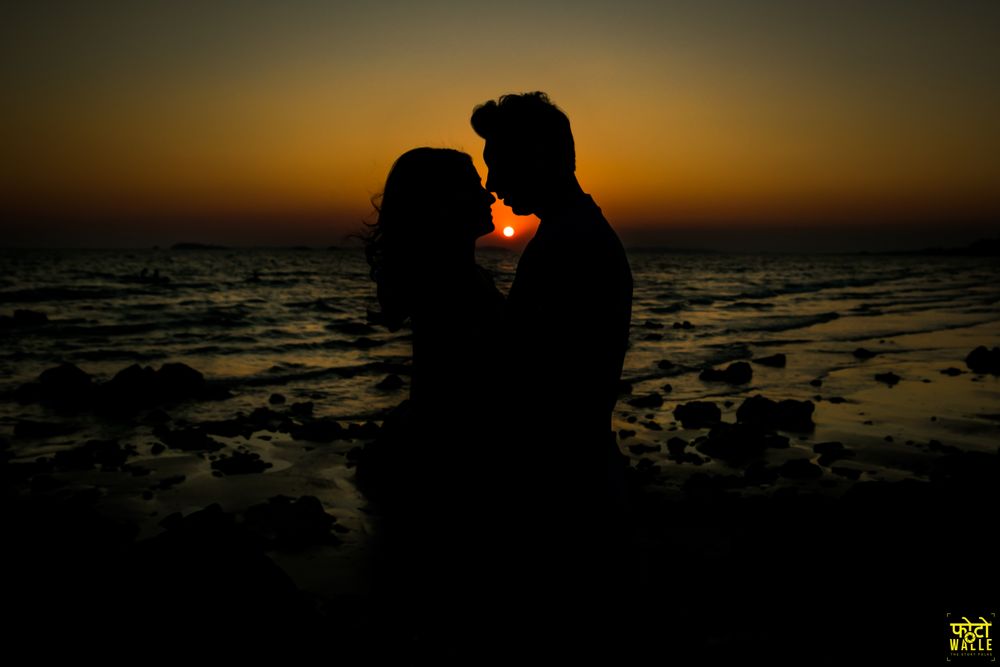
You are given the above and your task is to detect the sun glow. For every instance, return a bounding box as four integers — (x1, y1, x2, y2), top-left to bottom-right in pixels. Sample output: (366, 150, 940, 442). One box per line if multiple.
(502, 226, 515, 238)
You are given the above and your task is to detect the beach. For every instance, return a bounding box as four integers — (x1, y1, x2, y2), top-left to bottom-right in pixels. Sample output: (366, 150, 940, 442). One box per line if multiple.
(2, 246, 998, 661)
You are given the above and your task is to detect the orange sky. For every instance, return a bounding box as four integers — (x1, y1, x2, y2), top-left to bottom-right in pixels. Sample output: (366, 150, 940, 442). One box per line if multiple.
(2, 2, 998, 249)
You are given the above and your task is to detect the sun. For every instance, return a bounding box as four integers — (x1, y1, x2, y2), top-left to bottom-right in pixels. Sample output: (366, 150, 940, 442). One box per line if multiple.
(502, 226, 515, 238)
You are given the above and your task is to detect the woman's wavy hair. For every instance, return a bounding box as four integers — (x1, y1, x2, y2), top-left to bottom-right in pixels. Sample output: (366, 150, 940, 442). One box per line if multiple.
(363, 147, 477, 331)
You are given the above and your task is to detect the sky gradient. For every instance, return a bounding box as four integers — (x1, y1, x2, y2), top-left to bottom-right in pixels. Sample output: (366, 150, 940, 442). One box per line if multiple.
(3, 1, 999, 251)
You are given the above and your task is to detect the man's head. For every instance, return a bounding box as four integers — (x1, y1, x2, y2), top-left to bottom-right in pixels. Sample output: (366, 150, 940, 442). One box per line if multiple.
(470, 92, 575, 216)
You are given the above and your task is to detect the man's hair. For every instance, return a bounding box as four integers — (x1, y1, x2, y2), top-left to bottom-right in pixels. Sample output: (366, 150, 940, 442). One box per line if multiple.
(470, 92, 575, 173)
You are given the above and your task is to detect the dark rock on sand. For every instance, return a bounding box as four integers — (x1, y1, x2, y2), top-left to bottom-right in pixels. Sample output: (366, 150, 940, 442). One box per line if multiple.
(290, 419, 345, 443)
(673, 401, 722, 428)
(753, 354, 787, 368)
(657, 359, 674, 370)
(666, 437, 689, 457)
(242, 495, 342, 551)
(939, 368, 963, 377)
(965, 346, 1000, 375)
(618, 429, 637, 440)
(699, 361, 752, 385)
(809, 379, 823, 387)
(376, 374, 405, 391)
(874, 372, 901, 386)
(29, 363, 94, 407)
(268, 393, 286, 405)
(853, 348, 878, 360)
(927, 439, 961, 455)
(628, 392, 663, 409)
(642, 333, 663, 341)
(736, 395, 815, 432)
(814, 442, 856, 466)
(210, 449, 273, 475)
(628, 443, 661, 455)
(778, 459, 823, 479)
(696, 422, 790, 462)
(831, 466, 862, 481)
(154, 425, 224, 452)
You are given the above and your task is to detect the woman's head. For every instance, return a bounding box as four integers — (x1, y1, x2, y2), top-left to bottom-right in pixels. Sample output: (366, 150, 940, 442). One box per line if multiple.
(365, 148, 495, 330)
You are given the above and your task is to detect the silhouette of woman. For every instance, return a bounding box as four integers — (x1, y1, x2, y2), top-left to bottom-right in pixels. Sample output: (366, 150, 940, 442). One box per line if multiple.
(358, 147, 505, 656)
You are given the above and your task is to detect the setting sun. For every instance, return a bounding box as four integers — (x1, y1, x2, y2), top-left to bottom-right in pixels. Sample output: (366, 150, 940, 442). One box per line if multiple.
(502, 226, 515, 238)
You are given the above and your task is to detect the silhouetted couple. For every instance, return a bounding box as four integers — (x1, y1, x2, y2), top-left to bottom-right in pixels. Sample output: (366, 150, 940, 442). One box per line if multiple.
(360, 92, 635, 661)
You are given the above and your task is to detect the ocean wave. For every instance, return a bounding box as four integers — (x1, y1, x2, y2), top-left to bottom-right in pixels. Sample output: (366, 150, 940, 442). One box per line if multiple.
(722, 311, 840, 335)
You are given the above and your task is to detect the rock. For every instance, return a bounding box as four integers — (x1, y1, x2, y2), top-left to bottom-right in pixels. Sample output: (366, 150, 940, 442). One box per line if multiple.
(657, 360, 674, 370)
(210, 449, 273, 475)
(695, 423, 790, 462)
(965, 346, 1000, 375)
(828, 396, 847, 404)
(814, 441, 855, 466)
(831, 466, 862, 481)
(666, 437, 689, 457)
(809, 379, 823, 387)
(661, 383, 673, 393)
(268, 393, 286, 405)
(628, 443, 660, 455)
(778, 459, 823, 479)
(736, 395, 815, 432)
(627, 393, 663, 409)
(289, 419, 345, 443)
(753, 354, 786, 368)
(699, 361, 752, 385)
(157, 362, 206, 399)
(939, 368, 963, 377)
(874, 372, 901, 386)
(154, 426, 224, 452)
(376, 374, 404, 391)
(642, 421, 662, 431)
(36, 363, 94, 407)
(618, 429, 637, 440)
(927, 439, 960, 455)
(673, 401, 722, 428)
(641, 320, 663, 330)
(289, 401, 314, 417)
(853, 348, 877, 360)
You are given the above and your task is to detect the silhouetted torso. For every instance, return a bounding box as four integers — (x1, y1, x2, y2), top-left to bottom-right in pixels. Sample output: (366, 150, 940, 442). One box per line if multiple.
(506, 193, 632, 451)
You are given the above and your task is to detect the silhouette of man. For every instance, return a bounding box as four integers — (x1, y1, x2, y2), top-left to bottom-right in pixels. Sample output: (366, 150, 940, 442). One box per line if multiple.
(471, 91, 632, 514)
(471, 90, 635, 658)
